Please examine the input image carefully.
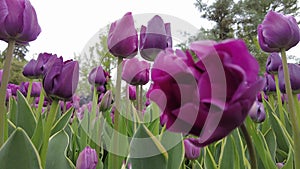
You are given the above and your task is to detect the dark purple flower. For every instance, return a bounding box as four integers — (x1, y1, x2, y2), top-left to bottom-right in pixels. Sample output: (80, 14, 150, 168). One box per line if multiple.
(0, 0, 41, 43)
(249, 101, 265, 123)
(184, 138, 201, 160)
(258, 11, 300, 52)
(263, 74, 276, 93)
(88, 66, 106, 86)
(107, 12, 138, 58)
(76, 146, 98, 169)
(43, 58, 79, 100)
(22, 59, 38, 78)
(266, 53, 282, 74)
(128, 85, 136, 100)
(148, 39, 264, 147)
(35, 53, 58, 77)
(278, 63, 300, 93)
(7, 83, 19, 96)
(122, 58, 150, 85)
(6, 88, 11, 101)
(18, 81, 42, 97)
(140, 15, 172, 61)
(276, 162, 284, 169)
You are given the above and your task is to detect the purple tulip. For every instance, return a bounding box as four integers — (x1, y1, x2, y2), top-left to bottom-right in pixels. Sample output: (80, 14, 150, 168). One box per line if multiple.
(258, 11, 300, 52)
(7, 83, 19, 96)
(249, 101, 266, 123)
(184, 138, 201, 160)
(278, 63, 300, 93)
(122, 58, 150, 85)
(88, 66, 106, 86)
(43, 58, 79, 101)
(107, 12, 138, 58)
(140, 15, 172, 61)
(35, 53, 58, 77)
(6, 88, 11, 101)
(128, 85, 136, 100)
(22, 59, 38, 78)
(148, 39, 264, 147)
(266, 53, 282, 74)
(263, 74, 276, 94)
(18, 81, 42, 97)
(276, 162, 284, 169)
(0, 0, 41, 43)
(76, 146, 98, 169)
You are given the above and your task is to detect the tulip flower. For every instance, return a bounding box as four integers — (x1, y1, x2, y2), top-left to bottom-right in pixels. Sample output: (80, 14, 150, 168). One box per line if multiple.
(76, 146, 98, 169)
(148, 39, 264, 146)
(35, 53, 58, 77)
(88, 66, 106, 86)
(19, 81, 42, 97)
(128, 85, 136, 100)
(276, 163, 284, 169)
(184, 138, 201, 160)
(140, 15, 172, 61)
(22, 59, 38, 78)
(278, 63, 300, 94)
(0, 0, 41, 43)
(7, 83, 19, 96)
(43, 58, 79, 101)
(107, 12, 138, 58)
(263, 74, 276, 94)
(266, 53, 282, 74)
(249, 101, 266, 123)
(122, 58, 150, 85)
(258, 11, 300, 52)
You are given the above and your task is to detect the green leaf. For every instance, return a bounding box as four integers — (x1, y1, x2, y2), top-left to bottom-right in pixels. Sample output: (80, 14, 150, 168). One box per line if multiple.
(193, 160, 203, 169)
(204, 147, 217, 169)
(46, 130, 75, 169)
(130, 124, 168, 169)
(51, 107, 73, 135)
(219, 135, 237, 169)
(15, 91, 37, 137)
(264, 129, 277, 161)
(8, 97, 17, 124)
(31, 115, 44, 151)
(161, 131, 184, 169)
(0, 128, 42, 169)
(282, 148, 293, 169)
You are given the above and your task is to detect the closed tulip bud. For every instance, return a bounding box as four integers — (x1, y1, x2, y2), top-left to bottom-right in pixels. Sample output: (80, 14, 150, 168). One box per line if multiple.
(0, 0, 41, 43)
(35, 53, 58, 77)
(140, 15, 172, 61)
(258, 11, 300, 52)
(88, 66, 106, 86)
(184, 138, 200, 160)
(128, 85, 136, 100)
(76, 146, 98, 169)
(278, 63, 300, 93)
(249, 101, 266, 123)
(122, 58, 150, 85)
(263, 74, 276, 94)
(7, 83, 19, 96)
(266, 53, 282, 74)
(22, 59, 38, 78)
(43, 59, 79, 101)
(107, 12, 138, 58)
(276, 162, 284, 169)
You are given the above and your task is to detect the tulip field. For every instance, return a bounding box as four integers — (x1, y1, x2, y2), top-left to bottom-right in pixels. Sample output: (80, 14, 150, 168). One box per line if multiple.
(0, 0, 300, 169)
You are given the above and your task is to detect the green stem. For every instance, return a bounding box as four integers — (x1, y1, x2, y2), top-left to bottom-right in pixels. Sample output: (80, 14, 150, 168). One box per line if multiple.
(26, 79, 33, 101)
(293, 94, 300, 126)
(88, 85, 98, 144)
(240, 123, 257, 169)
(280, 48, 300, 169)
(274, 74, 285, 126)
(0, 40, 15, 147)
(108, 57, 123, 169)
(136, 85, 140, 112)
(40, 99, 59, 168)
(139, 85, 143, 115)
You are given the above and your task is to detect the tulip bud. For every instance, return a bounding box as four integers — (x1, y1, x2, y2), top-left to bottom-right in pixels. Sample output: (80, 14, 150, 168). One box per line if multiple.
(0, 0, 41, 43)
(263, 74, 276, 94)
(76, 146, 98, 169)
(140, 15, 172, 61)
(128, 85, 136, 100)
(278, 63, 300, 93)
(266, 53, 282, 74)
(258, 11, 300, 52)
(43, 58, 79, 100)
(183, 139, 200, 160)
(107, 12, 138, 58)
(22, 59, 38, 78)
(276, 162, 284, 169)
(98, 90, 113, 111)
(122, 58, 150, 85)
(88, 66, 106, 86)
(35, 53, 58, 77)
(249, 101, 266, 123)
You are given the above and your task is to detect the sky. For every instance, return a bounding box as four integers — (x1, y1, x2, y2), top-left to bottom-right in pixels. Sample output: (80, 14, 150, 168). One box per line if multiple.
(0, 0, 207, 60)
(0, 0, 299, 61)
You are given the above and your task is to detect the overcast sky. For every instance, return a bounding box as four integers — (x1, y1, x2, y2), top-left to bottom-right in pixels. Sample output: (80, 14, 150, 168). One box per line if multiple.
(0, 0, 299, 61)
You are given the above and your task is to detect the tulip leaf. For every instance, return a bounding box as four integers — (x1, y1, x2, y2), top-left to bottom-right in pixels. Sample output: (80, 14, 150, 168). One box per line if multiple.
(160, 131, 184, 169)
(0, 128, 42, 169)
(51, 107, 73, 135)
(218, 135, 237, 169)
(192, 160, 203, 169)
(15, 91, 37, 137)
(264, 128, 277, 161)
(204, 147, 217, 169)
(282, 148, 293, 169)
(31, 115, 44, 151)
(7, 119, 16, 136)
(45, 130, 75, 169)
(130, 124, 168, 169)
(8, 97, 17, 124)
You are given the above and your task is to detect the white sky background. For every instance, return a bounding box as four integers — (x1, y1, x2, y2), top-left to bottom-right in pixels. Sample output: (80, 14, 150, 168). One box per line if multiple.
(0, 0, 299, 61)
